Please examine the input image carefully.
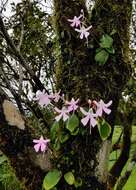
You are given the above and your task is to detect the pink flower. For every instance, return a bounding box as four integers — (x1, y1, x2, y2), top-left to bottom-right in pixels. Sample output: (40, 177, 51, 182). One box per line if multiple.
(50, 90, 61, 102)
(88, 99, 92, 106)
(88, 99, 97, 110)
(34, 90, 50, 107)
(65, 98, 79, 112)
(67, 15, 82, 27)
(54, 107, 69, 122)
(33, 136, 50, 152)
(75, 25, 92, 39)
(80, 107, 97, 133)
(94, 100, 113, 117)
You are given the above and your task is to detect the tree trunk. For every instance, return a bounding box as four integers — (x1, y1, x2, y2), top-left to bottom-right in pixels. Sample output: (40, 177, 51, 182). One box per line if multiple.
(0, 88, 45, 190)
(54, 0, 132, 189)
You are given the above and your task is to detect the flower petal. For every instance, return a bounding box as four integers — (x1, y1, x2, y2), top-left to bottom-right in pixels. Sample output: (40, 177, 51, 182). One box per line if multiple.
(40, 143, 46, 152)
(34, 144, 40, 152)
(75, 28, 81, 33)
(71, 22, 75, 27)
(81, 115, 89, 126)
(33, 139, 40, 143)
(90, 117, 97, 127)
(44, 139, 50, 144)
(85, 25, 92, 31)
(63, 113, 69, 121)
(93, 100, 99, 107)
(80, 32, 84, 39)
(55, 114, 62, 122)
(75, 21, 80, 27)
(105, 100, 113, 107)
(54, 107, 61, 113)
(80, 107, 88, 115)
(84, 31, 89, 39)
(96, 108, 103, 117)
(78, 15, 83, 20)
(103, 107, 111, 115)
(67, 19, 73, 22)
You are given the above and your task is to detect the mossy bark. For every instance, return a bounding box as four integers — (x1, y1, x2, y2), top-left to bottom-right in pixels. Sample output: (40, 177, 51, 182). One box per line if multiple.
(54, 0, 132, 189)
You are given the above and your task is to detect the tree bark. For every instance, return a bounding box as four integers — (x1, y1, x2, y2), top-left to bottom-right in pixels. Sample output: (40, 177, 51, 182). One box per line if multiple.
(116, 148, 136, 190)
(0, 88, 45, 190)
(54, 0, 132, 189)
(109, 112, 133, 188)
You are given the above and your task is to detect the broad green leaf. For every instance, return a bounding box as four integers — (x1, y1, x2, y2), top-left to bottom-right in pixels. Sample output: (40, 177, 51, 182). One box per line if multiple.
(95, 49, 109, 65)
(53, 138, 61, 151)
(60, 133, 70, 143)
(50, 122, 60, 141)
(100, 34, 113, 49)
(71, 128, 79, 136)
(98, 119, 111, 140)
(74, 178, 83, 188)
(106, 47, 115, 54)
(64, 172, 75, 185)
(96, 47, 102, 53)
(43, 169, 62, 190)
(0, 155, 7, 165)
(66, 114, 79, 133)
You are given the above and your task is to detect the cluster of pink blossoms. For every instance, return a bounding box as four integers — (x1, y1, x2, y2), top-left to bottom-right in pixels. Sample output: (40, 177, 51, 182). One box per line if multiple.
(33, 89, 61, 107)
(67, 9, 92, 40)
(33, 90, 112, 152)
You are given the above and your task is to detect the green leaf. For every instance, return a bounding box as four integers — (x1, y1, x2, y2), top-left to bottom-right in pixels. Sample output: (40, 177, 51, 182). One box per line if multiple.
(43, 169, 62, 190)
(0, 155, 7, 165)
(53, 138, 61, 151)
(71, 128, 79, 136)
(64, 172, 75, 185)
(50, 122, 60, 141)
(60, 133, 70, 143)
(95, 49, 109, 65)
(96, 47, 102, 53)
(98, 119, 111, 140)
(110, 29, 117, 36)
(74, 178, 83, 188)
(66, 114, 79, 133)
(106, 47, 115, 54)
(100, 34, 113, 49)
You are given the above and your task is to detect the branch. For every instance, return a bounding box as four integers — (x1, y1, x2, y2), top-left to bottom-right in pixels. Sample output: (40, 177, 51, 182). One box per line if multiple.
(4, 57, 19, 79)
(0, 16, 49, 93)
(116, 150, 136, 190)
(17, 17, 24, 96)
(111, 130, 123, 152)
(109, 113, 133, 188)
(0, 67, 25, 115)
(0, 0, 8, 14)
(17, 17, 24, 51)
(4, 57, 41, 92)
(0, 57, 50, 128)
